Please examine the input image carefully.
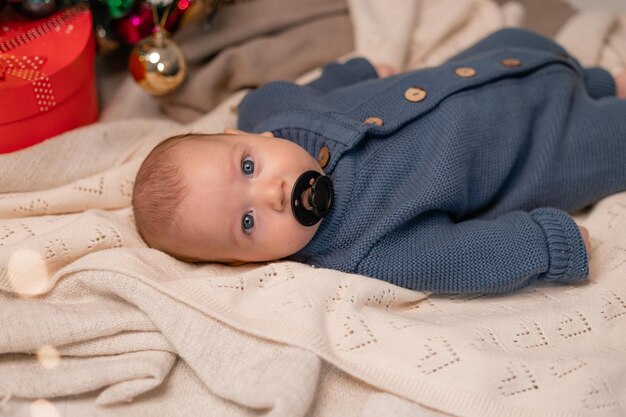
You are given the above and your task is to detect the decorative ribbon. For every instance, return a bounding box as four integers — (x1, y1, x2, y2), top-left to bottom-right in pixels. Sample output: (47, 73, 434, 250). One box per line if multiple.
(0, 6, 87, 113)
(0, 53, 54, 112)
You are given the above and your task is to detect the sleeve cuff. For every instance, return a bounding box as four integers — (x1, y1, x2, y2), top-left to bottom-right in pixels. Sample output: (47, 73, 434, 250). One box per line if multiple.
(584, 67, 616, 99)
(530, 208, 589, 283)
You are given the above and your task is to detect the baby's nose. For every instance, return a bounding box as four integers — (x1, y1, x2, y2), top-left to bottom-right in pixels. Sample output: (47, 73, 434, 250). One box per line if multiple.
(258, 178, 285, 211)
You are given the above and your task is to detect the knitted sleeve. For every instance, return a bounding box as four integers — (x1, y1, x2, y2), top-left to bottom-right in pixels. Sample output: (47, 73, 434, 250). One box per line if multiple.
(356, 208, 588, 294)
(304, 57, 379, 94)
(237, 57, 378, 131)
(583, 67, 616, 99)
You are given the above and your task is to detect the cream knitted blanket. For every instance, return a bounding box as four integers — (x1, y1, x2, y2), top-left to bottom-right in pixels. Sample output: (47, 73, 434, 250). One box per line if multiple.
(1, 2, 625, 417)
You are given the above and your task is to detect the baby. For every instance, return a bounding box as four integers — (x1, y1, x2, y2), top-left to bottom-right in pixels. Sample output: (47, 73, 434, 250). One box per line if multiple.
(133, 28, 626, 294)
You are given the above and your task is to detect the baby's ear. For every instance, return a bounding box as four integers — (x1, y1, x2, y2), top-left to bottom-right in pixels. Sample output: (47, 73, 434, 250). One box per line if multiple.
(260, 131, 274, 138)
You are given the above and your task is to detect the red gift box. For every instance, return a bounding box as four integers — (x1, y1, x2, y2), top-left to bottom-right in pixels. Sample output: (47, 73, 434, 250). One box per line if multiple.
(0, 6, 98, 154)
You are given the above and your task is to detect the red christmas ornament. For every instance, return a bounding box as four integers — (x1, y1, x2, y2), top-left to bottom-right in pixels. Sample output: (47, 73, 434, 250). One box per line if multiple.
(113, 0, 189, 45)
(112, 0, 153, 45)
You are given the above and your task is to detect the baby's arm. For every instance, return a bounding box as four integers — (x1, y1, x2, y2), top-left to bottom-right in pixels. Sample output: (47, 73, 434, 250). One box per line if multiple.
(238, 58, 387, 132)
(356, 208, 589, 294)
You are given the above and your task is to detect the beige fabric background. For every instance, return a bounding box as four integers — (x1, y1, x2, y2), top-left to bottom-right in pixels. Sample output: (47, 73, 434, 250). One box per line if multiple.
(496, 0, 574, 37)
(159, 0, 355, 122)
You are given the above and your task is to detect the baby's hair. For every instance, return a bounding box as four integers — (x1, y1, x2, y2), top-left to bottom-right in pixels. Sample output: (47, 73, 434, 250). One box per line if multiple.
(132, 132, 200, 247)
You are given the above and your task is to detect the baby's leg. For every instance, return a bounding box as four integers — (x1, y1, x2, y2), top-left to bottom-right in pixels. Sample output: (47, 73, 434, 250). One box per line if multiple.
(482, 89, 626, 219)
(548, 95, 626, 211)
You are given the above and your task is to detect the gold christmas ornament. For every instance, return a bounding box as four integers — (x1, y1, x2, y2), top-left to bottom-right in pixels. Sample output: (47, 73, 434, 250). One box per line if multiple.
(128, 4, 187, 95)
(129, 29, 187, 95)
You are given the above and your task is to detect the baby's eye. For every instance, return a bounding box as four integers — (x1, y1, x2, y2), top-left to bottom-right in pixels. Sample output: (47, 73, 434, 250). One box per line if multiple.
(242, 211, 255, 234)
(241, 156, 255, 176)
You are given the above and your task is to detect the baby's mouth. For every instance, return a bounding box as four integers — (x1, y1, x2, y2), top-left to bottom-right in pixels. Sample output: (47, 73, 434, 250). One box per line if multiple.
(290, 171, 334, 226)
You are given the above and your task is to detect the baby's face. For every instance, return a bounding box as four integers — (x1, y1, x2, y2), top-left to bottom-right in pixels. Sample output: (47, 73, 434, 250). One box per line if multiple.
(172, 129, 323, 264)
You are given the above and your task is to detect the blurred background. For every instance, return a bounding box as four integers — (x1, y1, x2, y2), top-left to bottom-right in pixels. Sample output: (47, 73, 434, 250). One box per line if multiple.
(95, 0, 625, 120)
(2, 0, 625, 152)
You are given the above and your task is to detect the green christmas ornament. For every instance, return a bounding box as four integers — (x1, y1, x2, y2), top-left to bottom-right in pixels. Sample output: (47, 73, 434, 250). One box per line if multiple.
(107, 0, 134, 19)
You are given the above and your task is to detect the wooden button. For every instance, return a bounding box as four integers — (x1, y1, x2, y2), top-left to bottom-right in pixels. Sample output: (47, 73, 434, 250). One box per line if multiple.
(501, 58, 522, 67)
(404, 87, 427, 102)
(363, 116, 384, 126)
(455, 67, 476, 78)
(317, 145, 330, 168)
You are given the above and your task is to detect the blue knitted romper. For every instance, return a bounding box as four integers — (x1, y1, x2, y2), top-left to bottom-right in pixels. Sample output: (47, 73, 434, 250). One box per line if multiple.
(238, 28, 626, 294)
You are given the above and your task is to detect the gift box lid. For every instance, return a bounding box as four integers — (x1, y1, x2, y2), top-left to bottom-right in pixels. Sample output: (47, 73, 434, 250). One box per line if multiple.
(0, 6, 94, 125)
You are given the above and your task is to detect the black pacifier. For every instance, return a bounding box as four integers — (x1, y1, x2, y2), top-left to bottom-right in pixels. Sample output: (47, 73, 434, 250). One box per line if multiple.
(291, 171, 334, 226)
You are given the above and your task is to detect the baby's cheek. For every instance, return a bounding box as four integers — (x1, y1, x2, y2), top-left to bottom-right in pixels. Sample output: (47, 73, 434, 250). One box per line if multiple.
(280, 221, 319, 254)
